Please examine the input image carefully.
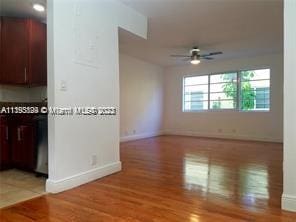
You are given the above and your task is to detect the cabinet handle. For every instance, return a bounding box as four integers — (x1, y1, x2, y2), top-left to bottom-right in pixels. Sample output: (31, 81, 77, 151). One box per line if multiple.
(24, 67, 27, 82)
(17, 127, 22, 141)
(6, 126, 9, 140)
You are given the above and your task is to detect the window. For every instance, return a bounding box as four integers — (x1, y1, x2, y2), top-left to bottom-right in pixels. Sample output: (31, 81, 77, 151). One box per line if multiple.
(189, 92, 204, 110)
(240, 69, 270, 111)
(210, 73, 237, 110)
(255, 88, 270, 109)
(183, 68, 270, 112)
(183, 76, 208, 111)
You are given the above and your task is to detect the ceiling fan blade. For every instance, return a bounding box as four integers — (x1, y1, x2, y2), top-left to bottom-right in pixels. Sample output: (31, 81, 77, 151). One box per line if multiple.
(170, 55, 191, 57)
(201, 57, 214, 60)
(200, 52, 223, 57)
(199, 54, 210, 57)
(209, 51, 223, 56)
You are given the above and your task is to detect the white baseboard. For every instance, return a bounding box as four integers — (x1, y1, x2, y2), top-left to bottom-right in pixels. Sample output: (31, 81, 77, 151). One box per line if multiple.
(120, 131, 163, 142)
(282, 194, 296, 212)
(46, 161, 121, 193)
(163, 129, 282, 143)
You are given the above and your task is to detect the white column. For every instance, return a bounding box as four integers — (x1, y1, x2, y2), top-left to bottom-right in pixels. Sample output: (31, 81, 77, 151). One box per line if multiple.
(46, 0, 147, 193)
(282, 0, 296, 212)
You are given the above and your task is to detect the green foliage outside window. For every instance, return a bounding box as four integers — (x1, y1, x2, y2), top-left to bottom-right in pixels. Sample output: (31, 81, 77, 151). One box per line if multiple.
(212, 100, 221, 109)
(221, 71, 256, 110)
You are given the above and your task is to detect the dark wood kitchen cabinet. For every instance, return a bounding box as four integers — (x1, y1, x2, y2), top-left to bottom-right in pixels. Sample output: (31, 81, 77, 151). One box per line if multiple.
(0, 17, 47, 86)
(11, 118, 37, 171)
(0, 116, 11, 170)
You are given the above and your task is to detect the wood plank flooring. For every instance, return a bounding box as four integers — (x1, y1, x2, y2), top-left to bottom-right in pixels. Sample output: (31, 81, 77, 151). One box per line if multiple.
(1, 135, 296, 221)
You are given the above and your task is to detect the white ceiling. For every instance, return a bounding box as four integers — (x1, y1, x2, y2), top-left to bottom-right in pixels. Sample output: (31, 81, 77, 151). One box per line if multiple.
(0, 0, 283, 67)
(119, 0, 283, 67)
(0, 0, 46, 22)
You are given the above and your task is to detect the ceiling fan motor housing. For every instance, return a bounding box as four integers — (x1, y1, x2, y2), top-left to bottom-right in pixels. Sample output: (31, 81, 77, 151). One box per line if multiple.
(190, 47, 200, 59)
(190, 47, 200, 58)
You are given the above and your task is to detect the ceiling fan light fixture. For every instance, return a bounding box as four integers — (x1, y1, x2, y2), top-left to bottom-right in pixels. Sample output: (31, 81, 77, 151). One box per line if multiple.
(190, 54, 200, 65)
(190, 59, 200, 65)
(33, 3, 45, 12)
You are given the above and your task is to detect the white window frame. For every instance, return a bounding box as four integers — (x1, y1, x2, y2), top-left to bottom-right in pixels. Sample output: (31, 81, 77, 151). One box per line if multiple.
(182, 73, 209, 112)
(182, 68, 271, 113)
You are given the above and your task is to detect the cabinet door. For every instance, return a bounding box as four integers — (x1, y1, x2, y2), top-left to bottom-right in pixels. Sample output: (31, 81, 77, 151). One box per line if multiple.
(0, 18, 2, 79)
(28, 19, 47, 85)
(12, 126, 23, 167)
(12, 125, 36, 170)
(0, 17, 28, 84)
(0, 123, 11, 170)
(20, 125, 36, 170)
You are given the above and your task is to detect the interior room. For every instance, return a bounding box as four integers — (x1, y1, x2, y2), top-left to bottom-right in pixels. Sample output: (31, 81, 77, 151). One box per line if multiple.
(1, 0, 296, 221)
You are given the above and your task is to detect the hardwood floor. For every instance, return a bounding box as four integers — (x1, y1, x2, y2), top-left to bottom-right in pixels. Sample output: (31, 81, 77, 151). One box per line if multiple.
(1, 135, 296, 221)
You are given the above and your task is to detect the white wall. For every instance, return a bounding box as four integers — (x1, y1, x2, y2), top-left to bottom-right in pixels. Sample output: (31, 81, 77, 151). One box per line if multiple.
(0, 86, 46, 102)
(119, 54, 163, 142)
(163, 53, 283, 142)
(282, 0, 296, 212)
(46, 0, 147, 193)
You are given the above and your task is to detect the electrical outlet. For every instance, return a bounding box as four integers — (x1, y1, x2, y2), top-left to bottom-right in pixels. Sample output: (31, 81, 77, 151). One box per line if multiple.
(91, 155, 97, 166)
(133, 130, 136, 134)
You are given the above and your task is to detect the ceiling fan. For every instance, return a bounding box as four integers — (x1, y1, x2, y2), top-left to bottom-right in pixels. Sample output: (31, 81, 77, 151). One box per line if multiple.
(170, 46, 223, 65)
